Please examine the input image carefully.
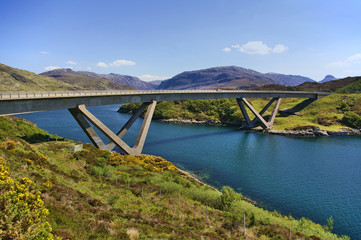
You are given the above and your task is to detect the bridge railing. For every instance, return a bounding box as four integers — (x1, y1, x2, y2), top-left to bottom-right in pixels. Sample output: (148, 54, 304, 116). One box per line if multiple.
(0, 89, 329, 100)
(0, 90, 221, 99)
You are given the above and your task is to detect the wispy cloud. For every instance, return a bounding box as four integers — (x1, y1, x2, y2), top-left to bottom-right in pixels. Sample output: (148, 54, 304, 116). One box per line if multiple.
(97, 59, 136, 68)
(66, 60, 77, 65)
(227, 41, 288, 55)
(97, 62, 109, 68)
(110, 59, 136, 67)
(40, 51, 49, 55)
(222, 47, 231, 52)
(272, 44, 289, 53)
(138, 74, 169, 81)
(44, 66, 60, 71)
(327, 53, 361, 68)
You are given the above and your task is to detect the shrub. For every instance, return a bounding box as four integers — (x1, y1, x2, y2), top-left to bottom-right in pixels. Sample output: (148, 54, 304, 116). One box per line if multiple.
(342, 111, 361, 128)
(91, 166, 104, 177)
(338, 102, 351, 113)
(0, 157, 57, 239)
(95, 157, 108, 167)
(160, 181, 183, 194)
(217, 186, 242, 211)
(103, 165, 115, 178)
(187, 186, 221, 208)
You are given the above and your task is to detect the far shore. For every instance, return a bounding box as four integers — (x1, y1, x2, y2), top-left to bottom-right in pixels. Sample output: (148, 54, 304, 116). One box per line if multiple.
(156, 118, 361, 137)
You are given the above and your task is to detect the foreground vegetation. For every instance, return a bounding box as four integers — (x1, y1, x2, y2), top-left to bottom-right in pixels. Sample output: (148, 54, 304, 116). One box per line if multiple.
(0, 116, 350, 239)
(119, 94, 361, 131)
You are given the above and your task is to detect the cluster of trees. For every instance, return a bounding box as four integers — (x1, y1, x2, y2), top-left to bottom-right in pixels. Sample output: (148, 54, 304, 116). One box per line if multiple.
(119, 99, 244, 123)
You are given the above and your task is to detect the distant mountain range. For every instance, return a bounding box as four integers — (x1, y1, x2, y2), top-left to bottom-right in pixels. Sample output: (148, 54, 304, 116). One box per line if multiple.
(157, 66, 316, 90)
(1, 63, 352, 92)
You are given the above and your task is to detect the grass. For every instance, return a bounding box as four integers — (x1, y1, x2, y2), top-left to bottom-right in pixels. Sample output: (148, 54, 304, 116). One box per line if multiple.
(0, 116, 350, 239)
(0, 63, 77, 91)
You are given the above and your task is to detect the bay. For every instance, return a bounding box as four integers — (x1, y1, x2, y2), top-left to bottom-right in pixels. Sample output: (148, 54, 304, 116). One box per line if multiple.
(18, 104, 361, 239)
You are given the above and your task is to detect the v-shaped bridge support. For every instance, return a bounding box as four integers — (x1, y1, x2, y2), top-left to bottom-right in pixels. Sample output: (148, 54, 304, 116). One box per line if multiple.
(68, 100, 157, 155)
(237, 97, 281, 129)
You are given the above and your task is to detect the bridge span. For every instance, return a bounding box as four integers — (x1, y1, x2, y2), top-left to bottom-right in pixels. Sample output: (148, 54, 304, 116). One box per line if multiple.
(0, 90, 330, 154)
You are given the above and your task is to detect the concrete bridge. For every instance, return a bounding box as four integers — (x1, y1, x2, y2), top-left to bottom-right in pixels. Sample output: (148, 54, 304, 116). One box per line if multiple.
(0, 90, 330, 154)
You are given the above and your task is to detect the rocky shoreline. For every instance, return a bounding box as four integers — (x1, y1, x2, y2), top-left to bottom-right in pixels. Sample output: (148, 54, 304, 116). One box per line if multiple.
(157, 119, 361, 136)
(157, 118, 240, 126)
(265, 128, 361, 136)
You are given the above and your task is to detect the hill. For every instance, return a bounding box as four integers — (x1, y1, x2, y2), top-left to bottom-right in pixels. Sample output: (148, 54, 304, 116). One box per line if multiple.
(320, 75, 337, 83)
(41, 69, 155, 90)
(264, 73, 314, 86)
(157, 66, 315, 90)
(0, 116, 348, 239)
(251, 76, 361, 94)
(0, 63, 78, 91)
(40, 69, 133, 90)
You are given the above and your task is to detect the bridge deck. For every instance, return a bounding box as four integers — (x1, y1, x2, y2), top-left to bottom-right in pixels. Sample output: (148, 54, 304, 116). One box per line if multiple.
(0, 90, 330, 116)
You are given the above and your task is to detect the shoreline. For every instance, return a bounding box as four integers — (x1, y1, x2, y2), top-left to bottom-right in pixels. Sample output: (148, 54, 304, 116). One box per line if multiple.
(157, 118, 361, 136)
(176, 166, 258, 206)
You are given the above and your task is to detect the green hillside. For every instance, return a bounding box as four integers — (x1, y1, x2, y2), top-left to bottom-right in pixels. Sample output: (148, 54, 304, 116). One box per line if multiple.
(0, 116, 348, 239)
(41, 71, 133, 90)
(0, 64, 77, 91)
(0, 63, 132, 91)
(119, 94, 361, 131)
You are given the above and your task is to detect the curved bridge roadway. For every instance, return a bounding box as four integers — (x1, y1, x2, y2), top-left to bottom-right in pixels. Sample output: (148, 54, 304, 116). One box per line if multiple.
(0, 90, 330, 154)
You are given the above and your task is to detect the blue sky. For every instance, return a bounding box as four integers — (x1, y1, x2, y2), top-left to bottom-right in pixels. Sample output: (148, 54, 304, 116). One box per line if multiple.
(1, 0, 361, 81)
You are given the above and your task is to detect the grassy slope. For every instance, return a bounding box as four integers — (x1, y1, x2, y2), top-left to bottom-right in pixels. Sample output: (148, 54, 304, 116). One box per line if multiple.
(0, 64, 77, 91)
(43, 73, 133, 90)
(0, 63, 133, 91)
(272, 94, 357, 131)
(0, 116, 348, 240)
(119, 94, 361, 131)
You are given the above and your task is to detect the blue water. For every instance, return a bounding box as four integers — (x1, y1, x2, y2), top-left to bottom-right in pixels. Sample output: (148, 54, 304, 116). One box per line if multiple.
(18, 105, 361, 239)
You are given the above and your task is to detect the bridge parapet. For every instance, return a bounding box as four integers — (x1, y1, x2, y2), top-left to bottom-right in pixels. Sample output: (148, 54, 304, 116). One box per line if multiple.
(0, 90, 330, 100)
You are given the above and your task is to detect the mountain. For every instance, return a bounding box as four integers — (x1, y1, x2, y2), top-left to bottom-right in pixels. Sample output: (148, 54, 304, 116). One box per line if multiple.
(158, 66, 273, 90)
(148, 80, 163, 87)
(0, 63, 77, 91)
(320, 75, 337, 83)
(157, 66, 315, 90)
(40, 68, 133, 90)
(264, 73, 315, 86)
(73, 70, 155, 90)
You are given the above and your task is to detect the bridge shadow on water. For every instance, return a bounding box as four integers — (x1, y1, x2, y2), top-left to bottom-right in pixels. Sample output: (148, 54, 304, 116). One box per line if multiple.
(145, 129, 240, 146)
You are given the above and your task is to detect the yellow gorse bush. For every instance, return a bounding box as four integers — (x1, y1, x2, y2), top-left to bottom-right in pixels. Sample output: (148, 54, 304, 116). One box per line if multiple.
(0, 140, 17, 150)
(0, 157, 58, 239)
(108, 154, 177, 173)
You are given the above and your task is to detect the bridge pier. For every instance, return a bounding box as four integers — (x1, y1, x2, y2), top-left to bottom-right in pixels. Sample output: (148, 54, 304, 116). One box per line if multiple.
(68, 100, 157, 155)
(237, 97, 282, 129)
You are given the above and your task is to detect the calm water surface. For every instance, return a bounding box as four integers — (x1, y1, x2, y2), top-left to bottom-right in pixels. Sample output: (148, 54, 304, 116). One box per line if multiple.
(18, 105, 361, 239)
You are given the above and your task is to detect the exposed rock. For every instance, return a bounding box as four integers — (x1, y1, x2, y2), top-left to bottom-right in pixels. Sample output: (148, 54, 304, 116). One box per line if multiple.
(266, 128, 361, 137)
